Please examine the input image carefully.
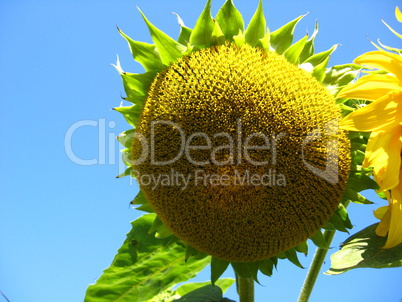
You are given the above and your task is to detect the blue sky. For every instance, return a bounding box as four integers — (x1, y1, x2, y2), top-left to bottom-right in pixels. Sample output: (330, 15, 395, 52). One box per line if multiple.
(1, 1, 401, 301)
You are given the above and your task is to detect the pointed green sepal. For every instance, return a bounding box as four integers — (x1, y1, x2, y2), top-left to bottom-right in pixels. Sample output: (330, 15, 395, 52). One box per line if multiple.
(304, 44, 338, 68)
(244, 0, 266, 47)
(116, 166, 133, 179)
(299, 21, 318, 63)
(231, 262, 251, 279)
(258, 258, 274, 276)
(114, 105, 142, 128)
(173, 13, 193, 46)
(185, 245, 208, 261)
(258, 29, 270, 50)
(138, 7, 186, 65)
(270, 14, 305, 54)
(156, 224, 173, 238)
(248, 261, 260, 284)
(337, 204, 353, 229)
(231, 261, 260, 283)
(149, 215, 163, 234)
(118, 27, 164, 72)
(130, 190, 155, 213)
(323, 64, 361, 96)
(121, 71, 157, 105)
(120, 148, 134, 167)
(233, 30, 245, 46)
(270, 257, 278, 269)
(311, 55, 330, 83)
(211, 20, 226, 45)
(189, 0, 214, 48)
(283, 34, 309, 65)
(323, 221, 336, 231)
(295, 240, 308, 255)
(113, 58, 156, 105)
(117, 128, 135, 148)
(310, 230, 329, 249)
(211, 257, 230, 285)
(216, 0, 245, 41)
(284, 248, 304, 268)
(327, 204, 352, 233)
(343, 188, 374, 204)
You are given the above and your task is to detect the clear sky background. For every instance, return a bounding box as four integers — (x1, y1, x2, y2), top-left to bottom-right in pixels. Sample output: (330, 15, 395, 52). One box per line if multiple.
(1, 1, 401, 301)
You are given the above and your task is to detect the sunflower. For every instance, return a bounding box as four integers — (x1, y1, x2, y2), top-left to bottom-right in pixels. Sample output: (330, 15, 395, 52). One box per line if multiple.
(115, 0, 353, 276)
(339, 6, 402, 248)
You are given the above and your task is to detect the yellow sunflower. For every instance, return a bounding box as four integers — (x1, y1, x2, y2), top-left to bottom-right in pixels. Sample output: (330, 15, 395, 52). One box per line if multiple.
(114, 0, 357, 279)
(339, 6, 402, 248)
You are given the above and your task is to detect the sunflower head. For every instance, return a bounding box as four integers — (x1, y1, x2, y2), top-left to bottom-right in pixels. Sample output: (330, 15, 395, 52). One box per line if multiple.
(115, 0, 352, 273)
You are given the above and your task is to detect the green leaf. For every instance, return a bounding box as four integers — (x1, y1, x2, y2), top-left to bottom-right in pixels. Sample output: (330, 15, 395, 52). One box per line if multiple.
(118, 27, 164, 72)
(175, 279, 235, 296)
(326, 223, 402, 275)
(138, 7, 186, 65)
(85, 214, 210, 302)
(347, 171, 379, 192)
(211, 257, 230, 285)
(190, 0, 214, 48)
(216, 0, 244, 41)
(270, 14, 305, 54)
(283, 34, 308, 65)
(244, 0, 266, 47)
(173, 285, 223, 302)
(173, 13, 193, 45)
(309, 230, 329, 249)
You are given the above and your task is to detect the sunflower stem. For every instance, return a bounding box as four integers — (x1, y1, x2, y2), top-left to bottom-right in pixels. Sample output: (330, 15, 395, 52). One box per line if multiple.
(297, 229, 336, 302)
(237, 275, 254, 302)
(298, 199, 351, 302)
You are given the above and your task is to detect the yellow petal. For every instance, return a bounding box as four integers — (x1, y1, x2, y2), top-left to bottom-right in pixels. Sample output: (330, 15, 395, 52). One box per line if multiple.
(382, 183, 402, 248)
(340, 91, 402, 132)
(363, 127, 402, 191)
(396, 7, 402, 22)
(337, 74, 402, 100)
(376, 207, 391, 237)
(354, 51, 402, 81)
(374, 206, 389, 219)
